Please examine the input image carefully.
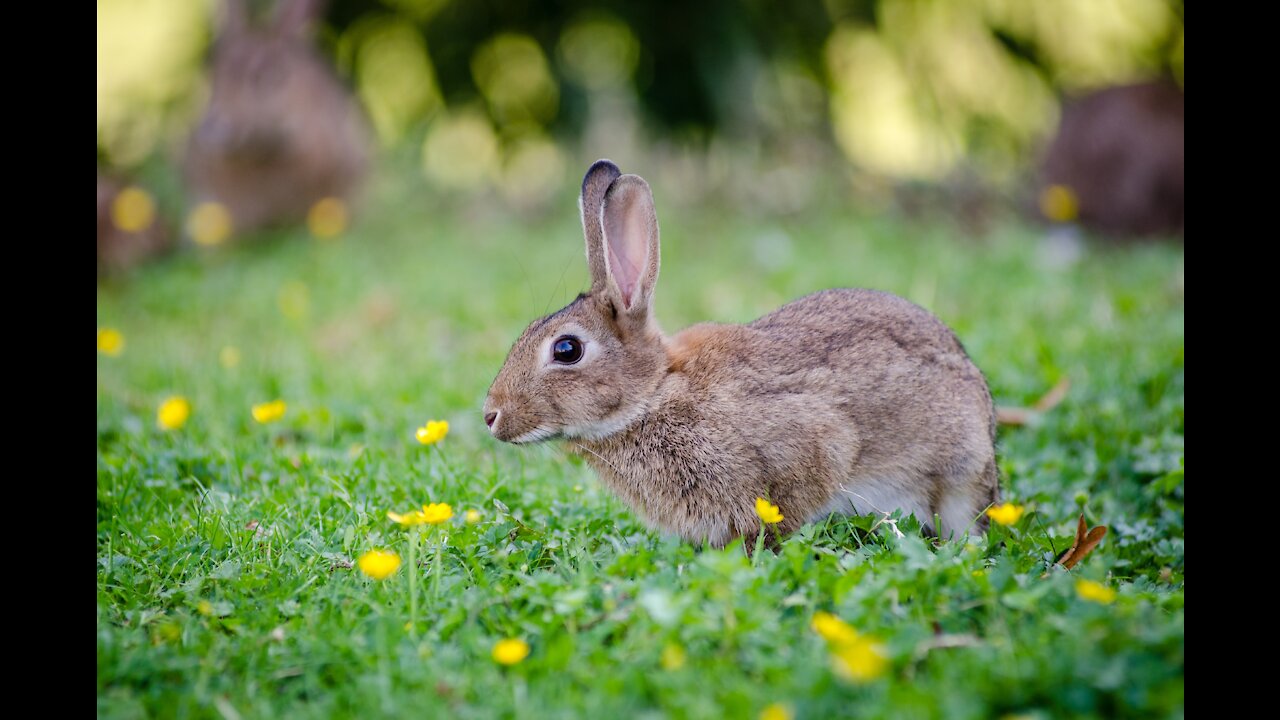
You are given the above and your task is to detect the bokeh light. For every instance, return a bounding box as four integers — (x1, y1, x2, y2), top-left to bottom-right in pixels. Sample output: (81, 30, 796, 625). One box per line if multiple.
(557, 15, 640, 92)
(97, 0, 205, 166)
(187, 201, 233, 246)
(472, 33, 559, 128)
(110, 186, 157, 233)
(421, 110, 499, 189)
(343, 16, 443, 145)
(307, 197, 349, 239)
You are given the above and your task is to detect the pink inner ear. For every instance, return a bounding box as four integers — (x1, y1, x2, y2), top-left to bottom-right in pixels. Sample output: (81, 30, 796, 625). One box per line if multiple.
(603, 192, 649, 308)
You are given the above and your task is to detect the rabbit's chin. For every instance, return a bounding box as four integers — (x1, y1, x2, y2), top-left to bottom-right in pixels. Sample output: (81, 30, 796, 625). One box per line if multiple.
(509, 427, 564, 444)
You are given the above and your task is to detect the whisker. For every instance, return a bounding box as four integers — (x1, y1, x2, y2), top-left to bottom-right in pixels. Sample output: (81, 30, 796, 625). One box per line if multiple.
(571, 442, 623, 476)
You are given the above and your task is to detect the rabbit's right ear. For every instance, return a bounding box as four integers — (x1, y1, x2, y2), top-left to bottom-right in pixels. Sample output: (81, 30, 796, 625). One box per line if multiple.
(219, 0, 249, 36)
(276, 0, 326, 38)
(580, 160, 622, 293)
(600, 174, 660, 315)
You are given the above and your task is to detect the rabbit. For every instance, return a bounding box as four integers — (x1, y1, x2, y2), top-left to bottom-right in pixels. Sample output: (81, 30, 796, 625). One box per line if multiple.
(183, 0, 370, 235)
(484, 160, 1000, 548)
(1038, 78, 1184, 239)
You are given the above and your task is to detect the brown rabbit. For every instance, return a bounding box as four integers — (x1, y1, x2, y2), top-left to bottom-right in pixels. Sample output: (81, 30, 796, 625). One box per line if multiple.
(183, 0, 370, 234)
(1038, 78, 1184, 238)
(484, 160, 1000, 547)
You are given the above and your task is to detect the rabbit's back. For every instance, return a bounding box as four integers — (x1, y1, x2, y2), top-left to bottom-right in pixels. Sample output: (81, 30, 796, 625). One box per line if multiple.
(744, 288, 996, 465)
(611, 287, 998, 542)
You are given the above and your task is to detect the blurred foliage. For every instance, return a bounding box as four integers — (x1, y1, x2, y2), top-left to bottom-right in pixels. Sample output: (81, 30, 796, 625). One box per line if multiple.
(98, 0, 1183, 190)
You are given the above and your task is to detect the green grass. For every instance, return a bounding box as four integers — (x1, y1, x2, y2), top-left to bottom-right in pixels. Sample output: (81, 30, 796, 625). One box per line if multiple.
(97, 173, 1184, 719)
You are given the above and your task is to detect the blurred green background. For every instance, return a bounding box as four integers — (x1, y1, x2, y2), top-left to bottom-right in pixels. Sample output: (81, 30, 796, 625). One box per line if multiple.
(98, 0, 1184, 213)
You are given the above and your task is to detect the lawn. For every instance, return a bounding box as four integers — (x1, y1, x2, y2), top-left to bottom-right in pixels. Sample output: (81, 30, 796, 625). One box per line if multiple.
(96, 169, 1184, 719)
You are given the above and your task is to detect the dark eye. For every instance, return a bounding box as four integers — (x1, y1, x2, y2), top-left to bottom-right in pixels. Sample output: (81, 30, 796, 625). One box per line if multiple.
(552, 336, 584, 365)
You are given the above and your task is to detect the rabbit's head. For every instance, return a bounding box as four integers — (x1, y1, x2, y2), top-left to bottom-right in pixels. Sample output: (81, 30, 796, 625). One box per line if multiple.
(194, 0, 333, 162)
(485, 161, 668, 444)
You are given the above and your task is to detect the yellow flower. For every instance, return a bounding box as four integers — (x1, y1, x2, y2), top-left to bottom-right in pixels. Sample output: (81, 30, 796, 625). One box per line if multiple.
(157, 396, 191, 431)
(811, 611, 859, 644)
(492, 638, 530, 665)
(755, 497, 783, 524)
(660, 642, 686, 670)
(188, 201, 233, 246)
(986, 503, 1025, 526)
(220, 346, 241, 369)
(357, 550, 401, 580)
(252, 399, 287, 424)
(1075, 579, 1117, 604)
(465, 509, 482, 524)
(421, 502, 454, 524)
(416, 420, 450, 445)
(98, 328, 125, 356)
(387, 509, 429, 526)
(1039, 184, 1079, 223)
(830, 635, 889, 683)
(307, 197, 348, 239)
(197, 600, 213, 616)
(759, 703, 794, 720)
(110, 186, 156, 232)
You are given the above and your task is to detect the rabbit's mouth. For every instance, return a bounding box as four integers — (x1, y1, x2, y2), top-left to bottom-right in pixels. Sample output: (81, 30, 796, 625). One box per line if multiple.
(509, 426, 562, 444)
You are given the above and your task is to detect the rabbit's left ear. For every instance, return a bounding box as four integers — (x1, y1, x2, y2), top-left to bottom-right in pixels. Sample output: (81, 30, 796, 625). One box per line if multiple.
(276, 0, 325, 37)
(600, 174, 660, 314)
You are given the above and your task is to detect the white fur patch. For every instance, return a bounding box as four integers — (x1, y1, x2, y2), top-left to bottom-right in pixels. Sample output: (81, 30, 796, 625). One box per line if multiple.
(815, 478, 934, 531)
(936, 491, 984, 538)
(561, 404, 645, 441)
(512, 427, 557, 444)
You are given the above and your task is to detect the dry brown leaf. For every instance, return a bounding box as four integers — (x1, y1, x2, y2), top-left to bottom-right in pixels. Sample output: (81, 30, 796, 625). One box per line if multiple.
(997, 377, 1071, 426)
(1055, 514, 1108, 570)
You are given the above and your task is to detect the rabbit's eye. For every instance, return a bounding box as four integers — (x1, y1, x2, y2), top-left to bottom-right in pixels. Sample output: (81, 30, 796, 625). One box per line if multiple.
(552, 336, 584, 365)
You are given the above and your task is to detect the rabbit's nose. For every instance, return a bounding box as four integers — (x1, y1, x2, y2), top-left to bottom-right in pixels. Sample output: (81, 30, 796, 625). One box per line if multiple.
(484, 411, 498, 428)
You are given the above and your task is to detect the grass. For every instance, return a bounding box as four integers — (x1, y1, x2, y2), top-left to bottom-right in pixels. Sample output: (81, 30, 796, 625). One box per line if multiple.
(97, 170, 1184, 719)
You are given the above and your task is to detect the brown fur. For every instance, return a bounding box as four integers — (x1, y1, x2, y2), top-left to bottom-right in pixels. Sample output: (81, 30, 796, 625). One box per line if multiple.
(183, 0, 370, 234)
(485, 161, 999, 547)
(1038, 78, 1184, 238)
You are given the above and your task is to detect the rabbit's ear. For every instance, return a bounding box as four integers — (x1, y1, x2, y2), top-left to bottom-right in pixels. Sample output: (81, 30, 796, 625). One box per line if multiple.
(275, 0, 325, 37)
(600, 174, 660, 314)
(220, 0, 249, 36)
(580, 160, 621, 293)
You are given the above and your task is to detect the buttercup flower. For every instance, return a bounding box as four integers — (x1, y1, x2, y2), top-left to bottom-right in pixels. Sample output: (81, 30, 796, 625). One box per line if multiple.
(492, 638, 530, 665)
(1075, 579, 1117, 604)
(188, 201, 233, 246)
(986, 503, 1025, 526)
(387, 509, 429, 526)
(307, 197, 348, 239)
(98, 328, 125, 356)
(357, 550, 401, 580)
(811, 611, 859, 644)
(416, 420, 449, 445)
(252, 400, 287, 424)
(755, 497, 783, 524)
(830, 635, 889, 682)
(220, 346, 241, 369)
(157, 396, 191, 431)
(465, 509, 482, 524)
(421, 502, 454, 524)
(759, 703, 794, 720)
